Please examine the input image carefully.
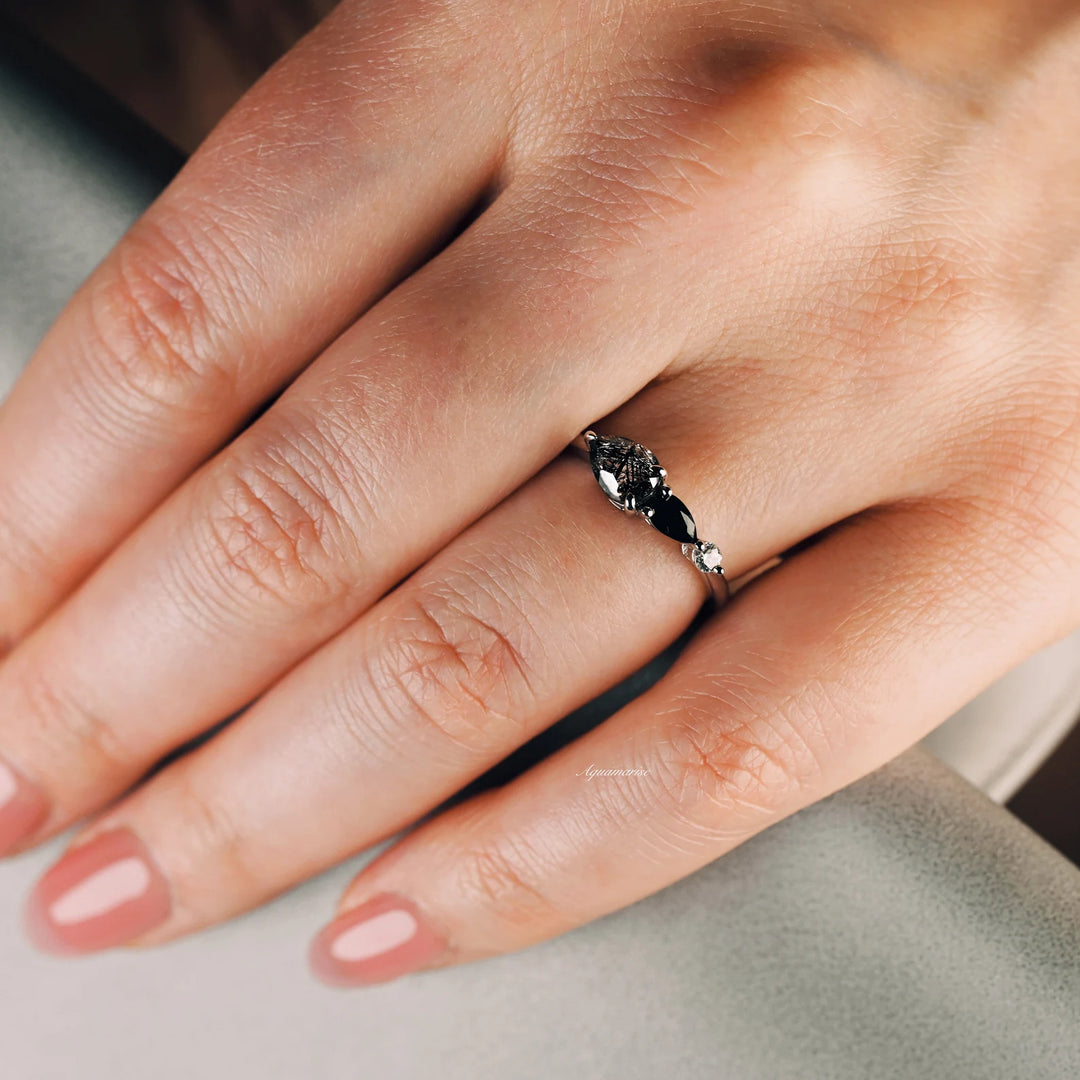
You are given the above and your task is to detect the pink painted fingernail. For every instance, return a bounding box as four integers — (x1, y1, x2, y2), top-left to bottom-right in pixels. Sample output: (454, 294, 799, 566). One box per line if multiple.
(25, 828, 171, 955)
(309, 893, 448, 987)
(0, 755, 48, 856)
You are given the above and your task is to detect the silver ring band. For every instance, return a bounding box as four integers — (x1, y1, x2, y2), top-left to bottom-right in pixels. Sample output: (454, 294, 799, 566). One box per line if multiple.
(577, 429, 729, 606)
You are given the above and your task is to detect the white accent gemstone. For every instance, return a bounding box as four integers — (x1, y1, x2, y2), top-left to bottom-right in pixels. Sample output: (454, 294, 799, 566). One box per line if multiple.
(685, 541, 723, 573)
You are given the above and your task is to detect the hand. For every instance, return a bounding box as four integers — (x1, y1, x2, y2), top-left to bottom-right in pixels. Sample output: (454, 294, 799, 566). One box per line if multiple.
(1, 0, 1078, 985)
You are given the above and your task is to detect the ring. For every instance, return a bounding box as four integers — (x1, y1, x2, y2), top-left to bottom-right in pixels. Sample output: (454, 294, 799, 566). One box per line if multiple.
(578, 430, 729, 606)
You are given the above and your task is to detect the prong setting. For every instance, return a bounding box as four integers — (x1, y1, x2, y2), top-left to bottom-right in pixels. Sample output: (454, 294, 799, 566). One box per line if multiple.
(581, 430, 728, 604)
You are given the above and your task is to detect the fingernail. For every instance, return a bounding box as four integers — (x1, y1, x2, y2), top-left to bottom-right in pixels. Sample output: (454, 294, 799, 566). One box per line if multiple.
(25, 828, 171, 955)
(0, 755, 48, 856)
(309, 893, 448, 987)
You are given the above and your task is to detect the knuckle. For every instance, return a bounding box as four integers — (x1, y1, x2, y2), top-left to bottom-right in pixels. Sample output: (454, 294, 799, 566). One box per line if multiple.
(936, 365, 1080, 574)
(648, 674, 829, 832)
(0, 502, 61, 605)
(16, 667, 133, 787)
(194, 425, 363, 613)
(84, 223, 240, 424)
(455, 831, 561, 931)
(169, 773, 261, 900)
(786, 229, 993, 394)
(233, 0, 507, 176)
(525, 38, 854, 237)
(362, 570, 536, 757)
(990, 373, 1080, 510)
(837, 235, 986, 357)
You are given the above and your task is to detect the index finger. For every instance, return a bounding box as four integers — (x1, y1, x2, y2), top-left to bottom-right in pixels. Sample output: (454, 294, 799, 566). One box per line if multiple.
(0, 0, 512, 641)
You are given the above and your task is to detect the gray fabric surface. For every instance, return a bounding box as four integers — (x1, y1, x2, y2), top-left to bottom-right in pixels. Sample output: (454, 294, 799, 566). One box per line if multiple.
(1, 750, 1079, 1080)
(0, 27, 178, 387)
(2, 23, 1080, 1078)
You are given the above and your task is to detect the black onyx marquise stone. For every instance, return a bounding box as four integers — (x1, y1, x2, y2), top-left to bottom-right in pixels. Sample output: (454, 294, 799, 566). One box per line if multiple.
(646, 492, 697, 544)
(587, 433, 698, 543)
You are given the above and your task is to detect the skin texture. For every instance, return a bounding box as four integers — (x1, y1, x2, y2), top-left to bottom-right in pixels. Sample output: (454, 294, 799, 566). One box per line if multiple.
(2, 0, 1080, 982)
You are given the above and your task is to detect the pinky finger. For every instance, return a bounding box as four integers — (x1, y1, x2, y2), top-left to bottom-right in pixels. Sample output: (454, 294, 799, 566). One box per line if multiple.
(309, 495, 1075, 986)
